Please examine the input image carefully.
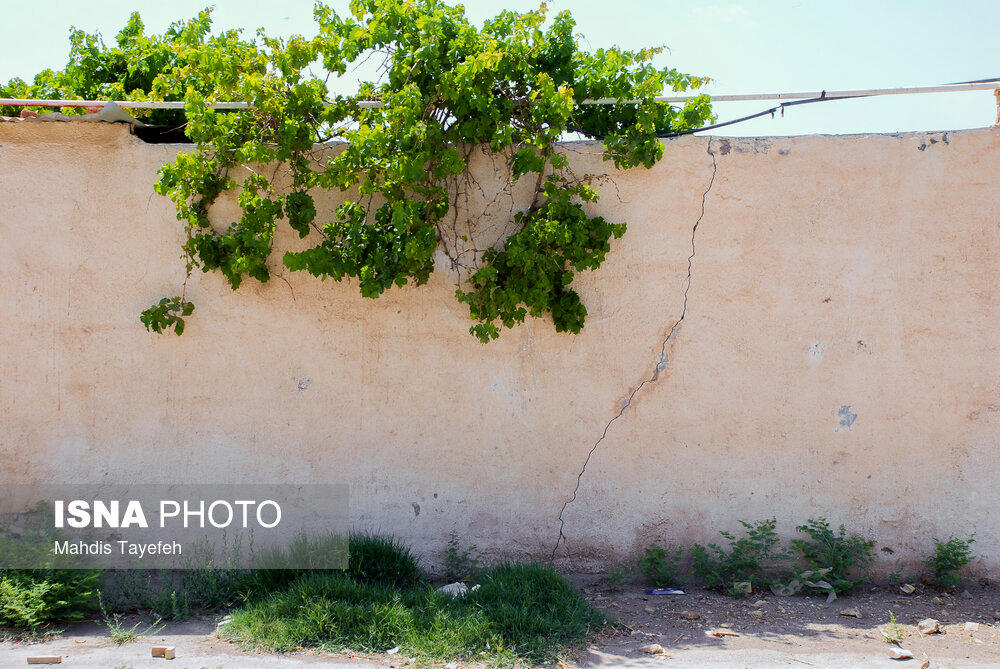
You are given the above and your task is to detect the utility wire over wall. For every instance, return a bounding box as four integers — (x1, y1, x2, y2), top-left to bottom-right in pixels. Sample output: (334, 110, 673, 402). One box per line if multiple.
(2, 79, 999, 137)
(653, 77, 1000, 138)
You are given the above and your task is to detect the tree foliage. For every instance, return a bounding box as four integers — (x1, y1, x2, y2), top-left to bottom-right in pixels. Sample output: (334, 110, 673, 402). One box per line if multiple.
(6, 2, 713, 340)
(0, 11, 213, 124)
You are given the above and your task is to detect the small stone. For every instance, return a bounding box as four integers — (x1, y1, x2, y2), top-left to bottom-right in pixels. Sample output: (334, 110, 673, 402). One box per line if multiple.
(888, 648, 914, 660)
(644, 605, 656, 614)
(720, 623, 731, 628)
(899, 583, 916, 595)
(680, 611, 700, 620)
(932, 596, 944, 605)
(917, 618, 941, 634)
(963, 621, 979, 632)
(749, 610, 764, 619)
(839, 608, 863, 618)
(961, 589, 973, 599)
(752, 600, 767, 608)
(436, 582, 468, 597)
(732, 581, 752, 595)
(639, 643, 666, 655)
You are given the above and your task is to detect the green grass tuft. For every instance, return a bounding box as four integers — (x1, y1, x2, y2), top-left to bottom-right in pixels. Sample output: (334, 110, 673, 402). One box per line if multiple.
(102, 533, 406, 620)
(221, 562, 608, 664)
(348, 534, 425, 589)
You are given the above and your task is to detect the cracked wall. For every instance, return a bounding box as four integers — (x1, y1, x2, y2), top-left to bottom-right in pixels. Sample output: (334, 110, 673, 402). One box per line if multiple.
(1, 123, 998, 574)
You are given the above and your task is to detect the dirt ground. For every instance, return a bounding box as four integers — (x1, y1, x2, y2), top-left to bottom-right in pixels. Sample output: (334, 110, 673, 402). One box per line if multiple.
(2, 578, 998, 668)
(571, 575, 1000, 667)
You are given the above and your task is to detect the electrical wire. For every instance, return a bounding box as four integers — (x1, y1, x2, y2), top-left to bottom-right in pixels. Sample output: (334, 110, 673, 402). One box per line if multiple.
(652, 78, 1000, 138)
(656, 92, 863, 138)
(3, 78, 998, 137)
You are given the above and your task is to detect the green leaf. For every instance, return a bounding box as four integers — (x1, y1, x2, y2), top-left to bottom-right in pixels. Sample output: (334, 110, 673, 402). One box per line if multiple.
(109, 0, 714, 340)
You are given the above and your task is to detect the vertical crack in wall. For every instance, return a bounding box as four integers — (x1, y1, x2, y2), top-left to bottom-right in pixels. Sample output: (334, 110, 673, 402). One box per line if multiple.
(550, 138, 718, 561)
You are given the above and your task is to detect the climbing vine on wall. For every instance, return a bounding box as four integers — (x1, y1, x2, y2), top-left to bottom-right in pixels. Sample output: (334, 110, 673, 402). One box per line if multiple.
(125, 1, 713, 340)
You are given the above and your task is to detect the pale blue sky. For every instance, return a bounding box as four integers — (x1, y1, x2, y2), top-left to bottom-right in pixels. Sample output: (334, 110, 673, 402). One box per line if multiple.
(3, 0, 998, 136)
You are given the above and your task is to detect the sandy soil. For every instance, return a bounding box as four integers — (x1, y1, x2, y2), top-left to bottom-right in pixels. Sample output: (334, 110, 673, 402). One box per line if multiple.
(0, 617, 381, 668)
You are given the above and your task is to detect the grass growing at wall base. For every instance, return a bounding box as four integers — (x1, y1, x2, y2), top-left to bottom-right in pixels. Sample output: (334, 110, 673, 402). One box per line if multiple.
(220, 563, 608, 665)
(100, 533, 423, 620)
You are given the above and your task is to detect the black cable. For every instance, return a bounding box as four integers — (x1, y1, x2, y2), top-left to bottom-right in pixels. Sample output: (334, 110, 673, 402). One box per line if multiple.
(656, 91, 867, 138)
(947, 76, 1000, 85)
(573, 77, 1000, 140)
(569, 92, 860, 140)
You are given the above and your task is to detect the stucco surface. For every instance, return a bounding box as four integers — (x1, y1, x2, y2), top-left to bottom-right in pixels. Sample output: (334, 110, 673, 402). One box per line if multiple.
(0, 122, 997, 572)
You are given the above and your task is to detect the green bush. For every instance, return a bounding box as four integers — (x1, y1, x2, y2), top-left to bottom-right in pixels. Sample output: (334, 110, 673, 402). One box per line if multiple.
(690, 519, 790, 596)
(221, 562, 606, 664)
(790, 518, 875, 594)
(442, 532, 480, 582)
(348, 534, 425, 589)
(639, 544, 683, 588)
(925, 535, 975, 588)
(0, 569, 100, 631)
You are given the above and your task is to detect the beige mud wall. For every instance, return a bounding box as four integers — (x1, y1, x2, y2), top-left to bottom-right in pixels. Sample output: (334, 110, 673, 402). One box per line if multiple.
(1, 122, 997, 574)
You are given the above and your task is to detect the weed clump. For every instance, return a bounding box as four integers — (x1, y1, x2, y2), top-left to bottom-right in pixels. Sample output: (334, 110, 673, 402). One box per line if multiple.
(925, 535, 975, 588)
(689, 519, 790, 596)
(639, 544, 684, 588)
(881, 611, 907, 644)
(0, 569, 100, 631)
(790, 518, 875, 594)
(604, 561, 634, 591)
(441, 531, 480, 582)
(348, 534, 425, 589)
